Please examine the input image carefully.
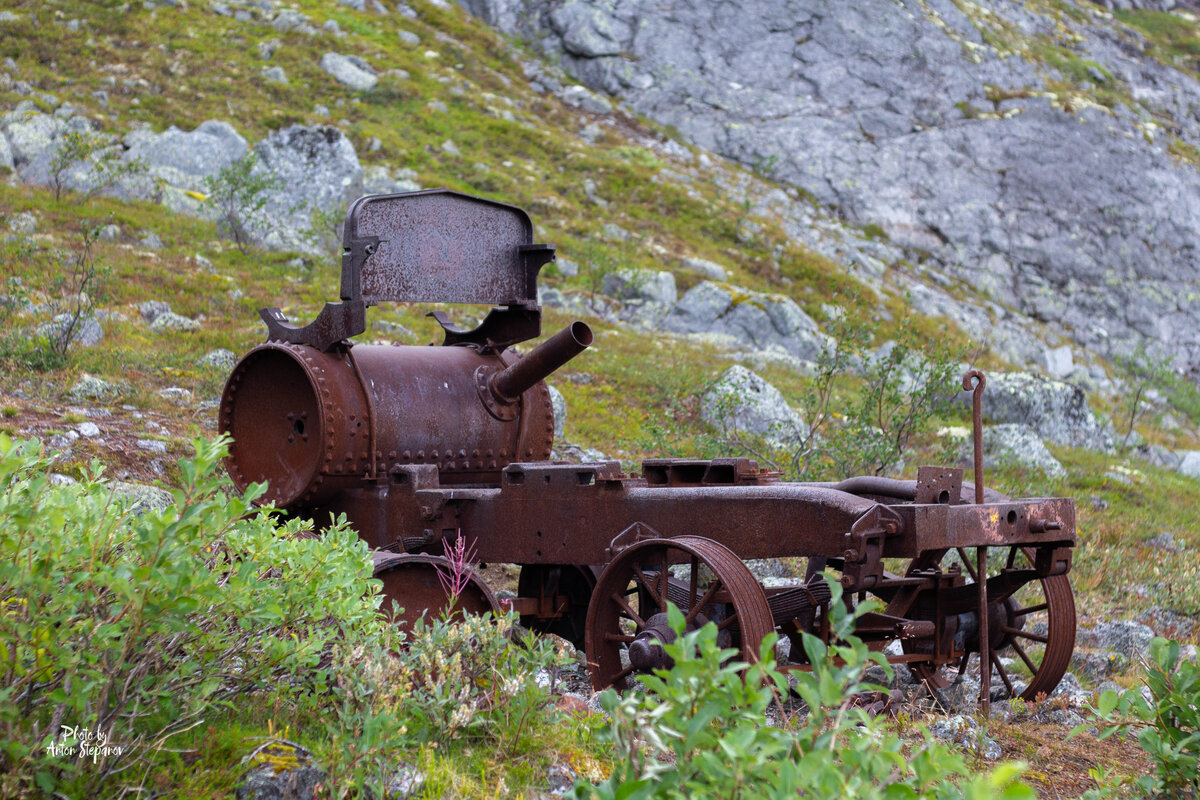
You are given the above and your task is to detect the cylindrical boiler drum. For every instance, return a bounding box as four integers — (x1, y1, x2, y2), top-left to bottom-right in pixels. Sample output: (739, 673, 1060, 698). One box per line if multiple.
(219, 341, 554, 508)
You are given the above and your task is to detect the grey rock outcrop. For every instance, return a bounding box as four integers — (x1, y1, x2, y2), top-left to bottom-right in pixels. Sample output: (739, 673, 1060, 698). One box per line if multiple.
(461, 0, 1200, 377)
(242, 125, 363, 255)
(961, 371, 1113, 452)
(952, 423, 1066, 479)
(1077, 620, 1156, 661)
(122, 120, 247, 211)
(701, 365, 807, 448)
(548, 384, 566, 440)
(602, 268, 676, 306)
(663, 281, 829, 362)
(36, 314, 103, 348)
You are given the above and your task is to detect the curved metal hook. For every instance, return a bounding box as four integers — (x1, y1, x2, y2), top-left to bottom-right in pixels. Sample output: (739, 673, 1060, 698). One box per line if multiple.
(961, 369, 986, 504)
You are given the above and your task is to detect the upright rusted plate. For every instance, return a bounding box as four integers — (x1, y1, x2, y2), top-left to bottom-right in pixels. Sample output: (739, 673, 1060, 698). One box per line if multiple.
(342, 190, 535, 307)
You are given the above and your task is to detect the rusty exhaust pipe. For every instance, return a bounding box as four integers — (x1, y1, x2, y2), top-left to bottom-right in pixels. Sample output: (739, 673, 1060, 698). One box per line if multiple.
(490, 321, 593, 403)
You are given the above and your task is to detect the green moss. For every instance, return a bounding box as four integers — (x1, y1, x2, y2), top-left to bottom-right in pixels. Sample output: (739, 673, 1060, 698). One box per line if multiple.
(1116, 10, 1200, 64)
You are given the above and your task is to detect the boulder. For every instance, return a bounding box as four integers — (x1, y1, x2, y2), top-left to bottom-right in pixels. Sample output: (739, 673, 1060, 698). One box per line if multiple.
(138, 300, 172, 323)
(1178, 450, 1200, 479)
(602, 268, 676, 306)
(0, 131, 12, 171)
(1040, 345, 1074, 380)
(953, 423, 1066, 479)
(559, 84, 611, 113)
(242, 125, 363, 255)
(68, 373, 119, 401)
(662, 281, 829, 362)
(548, 384, 566, 440)
(700, 365, 807, 448)
(36, 313, 103, 348)
(150, 311, 200, 332)
(959, 371, 1113, 452)
(198, 348, 237, 370)
(122, 120, 248, 212)
(111, 481, 174, 514)
(681, 256, 727, 281)
(235, 739, 325, 800)
(1076, 620, 1156, 661)
(320, 52, 378, 91)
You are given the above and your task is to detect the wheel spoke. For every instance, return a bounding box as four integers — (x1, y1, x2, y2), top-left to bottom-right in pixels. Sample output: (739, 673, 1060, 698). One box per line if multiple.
(1010, 638, 1038, 674)
(1014, 602, 1049, 616)
(660, 551, 669, 611)
(611, 592, 646, 629)
(605, 633, 635, 643)
(684, 579, 724, 625)
(957, 548, 979, 582)
(990, 650, 1016, 697)
(605, 663, 637, 687)
(717, 610, 739, 631)
(689, 556, 699, 609)
(1003, 625, 1048, 644)
(632, 565, 665, 611)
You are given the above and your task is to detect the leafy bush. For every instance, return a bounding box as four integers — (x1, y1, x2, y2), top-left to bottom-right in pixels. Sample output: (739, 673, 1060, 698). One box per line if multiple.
(48, 129, 147, 203)
(201, 153, 281, 254)
(572, 584, 1033, 800)
(0, 226, 108, 371)
(0, 435, 385, 798)
(405, 610, 573, 755)
(1081, 637, 1200, 797)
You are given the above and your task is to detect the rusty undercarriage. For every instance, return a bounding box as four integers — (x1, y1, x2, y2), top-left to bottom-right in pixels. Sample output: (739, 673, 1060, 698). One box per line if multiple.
(218, 190, 1076, 708)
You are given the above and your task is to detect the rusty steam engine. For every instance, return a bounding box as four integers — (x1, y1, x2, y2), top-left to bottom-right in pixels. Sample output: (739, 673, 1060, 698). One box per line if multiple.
(219, 190, 1077, 705)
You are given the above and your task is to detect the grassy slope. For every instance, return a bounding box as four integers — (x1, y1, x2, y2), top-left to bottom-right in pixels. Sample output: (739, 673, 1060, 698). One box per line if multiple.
(2, 0, 1200, 796)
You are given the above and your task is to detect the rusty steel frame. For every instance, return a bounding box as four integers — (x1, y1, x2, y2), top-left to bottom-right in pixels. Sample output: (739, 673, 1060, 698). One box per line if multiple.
(220, 189, 1079, 703)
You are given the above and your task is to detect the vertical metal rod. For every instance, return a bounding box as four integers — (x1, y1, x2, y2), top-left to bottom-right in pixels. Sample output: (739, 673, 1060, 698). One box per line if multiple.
(962, 369, 987, 504)
(977, 545, 990, 716)
(962, 369, 989, 714)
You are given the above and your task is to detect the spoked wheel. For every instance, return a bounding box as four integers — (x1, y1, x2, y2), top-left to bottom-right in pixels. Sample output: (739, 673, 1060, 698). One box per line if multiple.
(585, 535, 772, 692)
(517, 564, 596, 651)
(895, 546, 1075, 701)
(371, 552, 499, 633)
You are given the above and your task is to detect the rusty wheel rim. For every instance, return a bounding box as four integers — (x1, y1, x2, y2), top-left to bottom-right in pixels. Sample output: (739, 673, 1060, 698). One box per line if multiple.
(585, 535, 773, 693)
(371, 552, 499, 634)
(896, 546, 1075, 702)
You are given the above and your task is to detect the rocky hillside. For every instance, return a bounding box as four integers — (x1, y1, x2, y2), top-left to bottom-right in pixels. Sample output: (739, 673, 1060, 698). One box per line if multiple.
(465, 0, 1200, 380)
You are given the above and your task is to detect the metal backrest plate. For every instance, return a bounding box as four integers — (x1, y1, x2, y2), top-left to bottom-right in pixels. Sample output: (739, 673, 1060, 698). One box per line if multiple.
(342, 189, 535, 306)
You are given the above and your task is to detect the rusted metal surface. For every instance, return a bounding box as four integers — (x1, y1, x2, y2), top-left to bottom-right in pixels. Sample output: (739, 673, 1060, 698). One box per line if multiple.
(220, 189, 1080, 705)
(343, 190, 541, 308)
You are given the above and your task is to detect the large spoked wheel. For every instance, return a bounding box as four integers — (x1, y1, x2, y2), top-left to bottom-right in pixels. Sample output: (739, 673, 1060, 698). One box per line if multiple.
(895, 546, 1075, 701)
(585, 536, 773, 693)
(371, 552, 499, 633)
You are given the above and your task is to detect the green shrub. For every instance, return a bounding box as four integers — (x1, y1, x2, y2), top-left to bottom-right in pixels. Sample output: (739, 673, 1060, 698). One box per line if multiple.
(1081, 637, 1200, 797)
(572, 584, 1034, 799)
(0, 435, 384, 798)
(404, 610, 573, 756)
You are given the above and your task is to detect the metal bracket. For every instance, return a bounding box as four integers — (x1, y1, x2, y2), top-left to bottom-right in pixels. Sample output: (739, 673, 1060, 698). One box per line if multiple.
(606, 521, 664, 560)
